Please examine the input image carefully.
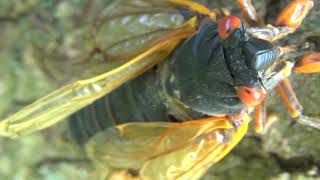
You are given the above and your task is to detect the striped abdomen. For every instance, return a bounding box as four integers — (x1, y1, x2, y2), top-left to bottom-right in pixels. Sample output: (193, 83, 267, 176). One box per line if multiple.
(69, 70, 170, 146)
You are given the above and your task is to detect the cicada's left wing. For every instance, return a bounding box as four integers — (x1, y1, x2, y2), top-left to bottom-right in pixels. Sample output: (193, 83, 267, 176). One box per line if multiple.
(42, 0, 218, 80)
(0, 17, 198, 138)
(86, 116, 250, 180)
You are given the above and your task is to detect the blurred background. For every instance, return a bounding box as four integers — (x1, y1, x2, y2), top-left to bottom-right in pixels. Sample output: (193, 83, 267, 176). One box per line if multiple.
(0, 0, 319, 179)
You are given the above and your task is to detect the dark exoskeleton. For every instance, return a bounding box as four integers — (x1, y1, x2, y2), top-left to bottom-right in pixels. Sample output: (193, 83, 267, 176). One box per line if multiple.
(69, 16, 280, 145)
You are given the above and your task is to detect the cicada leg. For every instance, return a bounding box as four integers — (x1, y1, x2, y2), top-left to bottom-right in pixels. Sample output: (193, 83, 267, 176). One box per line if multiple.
(275, 0, 314, 28)
(254, 101, 280, 134)
(247, 0, 314, 41)
(277, 63, 320, 130)
(254, 100, 267, 133)
(237, 0, 264, 27)
(294, 52, 320, 74)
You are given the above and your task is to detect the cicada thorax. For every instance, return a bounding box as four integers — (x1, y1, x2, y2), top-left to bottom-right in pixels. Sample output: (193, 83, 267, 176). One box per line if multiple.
(164, 16, 284, 115)
(164, 20, 244, 116)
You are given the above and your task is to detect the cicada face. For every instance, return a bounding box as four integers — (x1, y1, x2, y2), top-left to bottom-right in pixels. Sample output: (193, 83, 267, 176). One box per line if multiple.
(222, 26, 294, 93)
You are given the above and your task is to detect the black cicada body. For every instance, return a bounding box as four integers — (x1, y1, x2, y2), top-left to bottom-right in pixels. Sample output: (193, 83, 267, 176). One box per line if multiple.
(69, 16, 282, 145)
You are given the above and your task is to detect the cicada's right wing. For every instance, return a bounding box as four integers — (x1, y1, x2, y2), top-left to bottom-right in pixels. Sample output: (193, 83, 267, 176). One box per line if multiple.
(86, 115, 251, 180)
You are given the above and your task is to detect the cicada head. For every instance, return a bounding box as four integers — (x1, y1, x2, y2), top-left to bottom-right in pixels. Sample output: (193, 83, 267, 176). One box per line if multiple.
(218, 16, 289, 107)
(240, 30, 297, 96)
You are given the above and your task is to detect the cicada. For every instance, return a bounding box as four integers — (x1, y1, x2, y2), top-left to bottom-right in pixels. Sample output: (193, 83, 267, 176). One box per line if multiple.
(0, 0, 319, 179)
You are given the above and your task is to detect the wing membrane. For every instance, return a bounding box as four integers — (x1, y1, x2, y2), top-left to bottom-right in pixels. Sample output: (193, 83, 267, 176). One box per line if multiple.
(67, 0, 186, 80)
(0, 18, 198, 138)
(85, 116, 250, 180)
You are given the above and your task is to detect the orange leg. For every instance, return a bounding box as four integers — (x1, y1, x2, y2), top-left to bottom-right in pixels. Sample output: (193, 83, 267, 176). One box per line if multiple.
(278, 52, 320, 119)
(277, 78, 303, 118)
(277, 78, 320, 129)
(237, 0, 263, 27)
(247, 0, 313, 42)
(254, 101, 266, 133)
(254, 101, 279, 134)
(275, 0, 314, 28)
(294, 52, 320, 73)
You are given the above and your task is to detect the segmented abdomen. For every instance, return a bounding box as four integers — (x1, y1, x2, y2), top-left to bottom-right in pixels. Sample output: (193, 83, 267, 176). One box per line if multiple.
(69, 70, 170, 145)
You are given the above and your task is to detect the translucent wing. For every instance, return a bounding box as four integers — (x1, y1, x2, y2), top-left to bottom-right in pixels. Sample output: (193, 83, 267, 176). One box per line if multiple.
(34, 0, 186, 82)
(0, 15, 198, 138)
(86, 116, 250, 180)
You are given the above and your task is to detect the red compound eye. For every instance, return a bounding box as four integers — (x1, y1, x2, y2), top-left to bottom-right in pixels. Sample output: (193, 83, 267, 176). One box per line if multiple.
(237, 87, 265, 107)
(218, 16, 242, 40)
